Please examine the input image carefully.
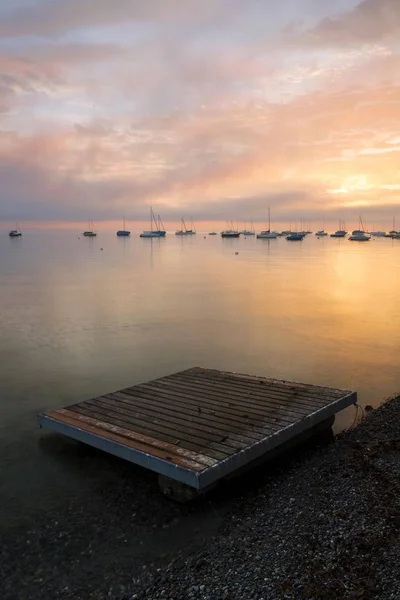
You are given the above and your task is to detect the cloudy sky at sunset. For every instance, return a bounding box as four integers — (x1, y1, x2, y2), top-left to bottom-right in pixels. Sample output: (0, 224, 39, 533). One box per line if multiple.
(0, 0, 399, 229)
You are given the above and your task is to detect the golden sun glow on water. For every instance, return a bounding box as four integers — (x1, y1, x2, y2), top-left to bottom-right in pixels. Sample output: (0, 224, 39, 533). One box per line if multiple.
(1, 232, 399, 427)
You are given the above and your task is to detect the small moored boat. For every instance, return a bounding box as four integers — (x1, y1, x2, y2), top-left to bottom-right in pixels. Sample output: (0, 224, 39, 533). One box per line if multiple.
(140, 207, 165, 238)
(315, 221, 328, 236)
(116, 217, 130, 237)
(349, 216, 370, 241)
(221, 230, 240, 238)
(257, 208, 279, 239)
(349, 233, 370, 241)
(9, 228, 22, 237)
(83, 221, 97, 237)
(286, 232, 305, 241)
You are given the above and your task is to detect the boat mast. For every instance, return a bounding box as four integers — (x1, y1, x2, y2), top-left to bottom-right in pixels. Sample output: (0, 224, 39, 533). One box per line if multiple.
(268, 207, 271, 233)
(150, 206, 155, 230)
(158, 214, 165, 230)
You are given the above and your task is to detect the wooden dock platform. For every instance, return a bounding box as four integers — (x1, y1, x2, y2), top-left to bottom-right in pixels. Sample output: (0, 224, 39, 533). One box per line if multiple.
(38, 367, 357, 492)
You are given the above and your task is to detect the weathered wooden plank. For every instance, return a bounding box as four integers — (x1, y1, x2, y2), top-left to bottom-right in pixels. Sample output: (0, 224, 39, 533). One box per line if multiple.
(108, 391, 267, 439)
(129, 376, 317, 417)
(55, 409, 217, 467)
(99, 393, 265, 446)
(138, 373, 319, 412)
(118, 384, 298, 434)
(164, 379, 335, 414)
(142, 376, 326, 418)
(187, 368, 347, 399)
(106, 388, 287, 434)
(123, 390, 309, 440)
(65, 404, 227, 461)
(167, 370, 340, 407)
(210, 368, 348, 394)
(46, 410, 207, 472)
(68, 404, 236, 460)
(178, 367, 344, 399)
(157, 368, 337, 405)
(81, 396, 252, 451)
(122, 382, 295, 426)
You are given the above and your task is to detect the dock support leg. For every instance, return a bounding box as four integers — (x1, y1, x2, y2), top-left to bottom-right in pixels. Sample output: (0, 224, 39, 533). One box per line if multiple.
(158, 475, 200, 503)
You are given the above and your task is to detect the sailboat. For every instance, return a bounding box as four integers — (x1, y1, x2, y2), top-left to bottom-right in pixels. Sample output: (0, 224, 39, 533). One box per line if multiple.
(281, 221, 292, 236)
(208, 231, 217, 235)
(221, 221, 240, 237)
(176, 218, 189, 235)
(286, 232, 305, 241)
(176, 217, 196, 235)
(315, 219, 328, 236)
(240, 221, 255, 236)
(370, 221, 386, 237)
(208, 222, 218, 235)
(83, 221, 97, 237)
(116, 217, 130, 237)
(257, 208, 278, 239)
(349, 216, 370, 241)
(140, 207, 165, 238)
(330, 219, 347, 238)
(9, 222, 22, 237)
(385, 217, 398, 238)
(351, 215, 367, 235)
(221, 230, 240, 238)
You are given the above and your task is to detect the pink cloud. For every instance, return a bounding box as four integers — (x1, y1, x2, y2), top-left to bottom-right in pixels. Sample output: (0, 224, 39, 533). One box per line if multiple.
(0, 0, 221, 38)
(0, 0, 400, 226)
(293, 0, 400, 47)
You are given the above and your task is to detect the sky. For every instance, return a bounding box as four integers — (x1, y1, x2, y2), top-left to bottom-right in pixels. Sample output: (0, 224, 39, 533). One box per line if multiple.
(0, 0, 399, 229)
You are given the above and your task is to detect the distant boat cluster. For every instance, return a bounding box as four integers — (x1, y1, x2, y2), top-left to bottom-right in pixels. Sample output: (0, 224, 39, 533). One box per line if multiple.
(8, 213, 400, 241)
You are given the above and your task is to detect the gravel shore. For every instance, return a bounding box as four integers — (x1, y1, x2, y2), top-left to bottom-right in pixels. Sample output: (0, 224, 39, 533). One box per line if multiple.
(2, 397, 400, 600)
(124, 396, 400, 600)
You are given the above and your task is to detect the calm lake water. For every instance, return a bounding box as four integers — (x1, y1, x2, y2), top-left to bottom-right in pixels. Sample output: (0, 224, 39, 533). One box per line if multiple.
(1, 231, 400, 523)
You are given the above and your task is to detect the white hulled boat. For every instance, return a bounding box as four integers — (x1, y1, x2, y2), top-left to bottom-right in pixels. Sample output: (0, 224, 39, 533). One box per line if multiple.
(140, 207, 166, 237)
(257, 207, 278, 239)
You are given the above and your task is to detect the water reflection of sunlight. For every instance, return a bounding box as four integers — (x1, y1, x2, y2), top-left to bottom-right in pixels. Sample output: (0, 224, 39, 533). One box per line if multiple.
(1, 234, 399, 422)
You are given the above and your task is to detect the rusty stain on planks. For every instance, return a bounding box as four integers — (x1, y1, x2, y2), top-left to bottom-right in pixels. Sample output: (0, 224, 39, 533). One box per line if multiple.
(38, 367, 357, 489)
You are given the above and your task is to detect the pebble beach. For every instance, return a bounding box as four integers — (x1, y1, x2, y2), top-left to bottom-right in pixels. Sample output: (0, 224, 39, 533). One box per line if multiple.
(2, 396, 400, 600)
